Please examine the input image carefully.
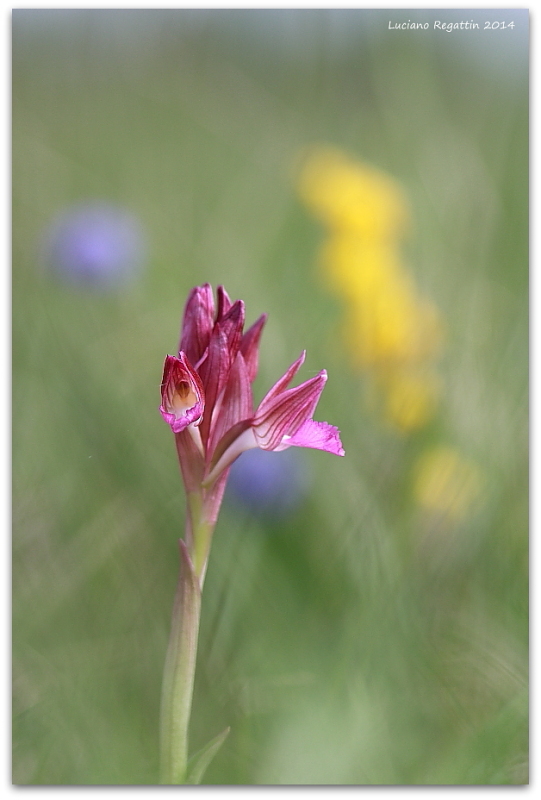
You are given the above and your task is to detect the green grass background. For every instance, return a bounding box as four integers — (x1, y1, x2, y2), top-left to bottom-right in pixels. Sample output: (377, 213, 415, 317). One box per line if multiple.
(12, 9, 528, 785)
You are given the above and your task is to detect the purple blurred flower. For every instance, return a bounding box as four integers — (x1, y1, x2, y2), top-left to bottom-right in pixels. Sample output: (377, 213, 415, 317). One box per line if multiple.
(43, 202, 146, 288)
(226, 447, 310, 518)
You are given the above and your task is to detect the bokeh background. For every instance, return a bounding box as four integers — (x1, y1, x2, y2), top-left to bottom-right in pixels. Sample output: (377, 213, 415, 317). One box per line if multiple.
(12, 9, 528, 785)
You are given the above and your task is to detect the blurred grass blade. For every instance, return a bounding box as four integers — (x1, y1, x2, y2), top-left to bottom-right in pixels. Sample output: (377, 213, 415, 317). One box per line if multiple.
(185, 727, 231, 785)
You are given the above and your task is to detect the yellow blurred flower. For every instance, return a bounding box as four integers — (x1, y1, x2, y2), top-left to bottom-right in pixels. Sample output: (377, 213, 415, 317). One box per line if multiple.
(298, 146, 410, 239)
(299, 145, 483, 516)
(298, 144, 444, 433)
(319, 236, 403, 299)
(412, 447, 484, 521)
(342, 289, 444, 371)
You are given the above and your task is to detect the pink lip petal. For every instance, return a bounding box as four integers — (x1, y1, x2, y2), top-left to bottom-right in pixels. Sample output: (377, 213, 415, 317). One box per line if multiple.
(276, 419, 345, 456)
(159, 353, 205, 434)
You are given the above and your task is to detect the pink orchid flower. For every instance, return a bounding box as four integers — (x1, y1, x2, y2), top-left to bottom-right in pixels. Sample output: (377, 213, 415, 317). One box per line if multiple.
(160, 284, 344, 536)
(158, 284, 344, 783)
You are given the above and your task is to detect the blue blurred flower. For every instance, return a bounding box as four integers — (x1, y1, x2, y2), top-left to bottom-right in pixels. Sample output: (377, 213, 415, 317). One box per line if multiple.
(43, 203, 146, 288)
(225, 447, 310, 519)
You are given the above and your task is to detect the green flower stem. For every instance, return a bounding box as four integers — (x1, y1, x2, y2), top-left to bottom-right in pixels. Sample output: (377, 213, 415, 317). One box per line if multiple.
(186, 492, 213, 584)
(193, 520, 214, 586)
(159, 537, 202, 784)
(159, 488, 221, 785)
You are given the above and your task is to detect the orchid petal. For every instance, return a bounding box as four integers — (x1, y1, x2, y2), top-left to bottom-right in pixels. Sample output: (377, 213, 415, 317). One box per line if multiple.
(205, 362, 344, 485)
(274, 419, 345, 456)
(253, 371, 328, 451)
(160, 353, 205, 434)
(180, 284, 215, 366)
(256, 351, 306, 411)
(196, 327, 229, 444)
(208, 351, 253, 455)
(218, 299, 245, 361)
(216, 285, 232, 321)
(240, 314, 267, 383)
(198, 300, 246, 445)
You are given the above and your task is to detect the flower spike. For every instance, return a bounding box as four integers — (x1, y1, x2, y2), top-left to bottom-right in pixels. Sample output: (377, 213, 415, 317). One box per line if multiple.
(161, 285, 344, 490)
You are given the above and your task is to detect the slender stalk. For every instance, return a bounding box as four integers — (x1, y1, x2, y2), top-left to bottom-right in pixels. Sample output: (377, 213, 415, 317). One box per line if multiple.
(159, 538, 201, 784)
(159, 480, 221, 784)
(186, 493, 213, 586)
(193, 519, 214, 587)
